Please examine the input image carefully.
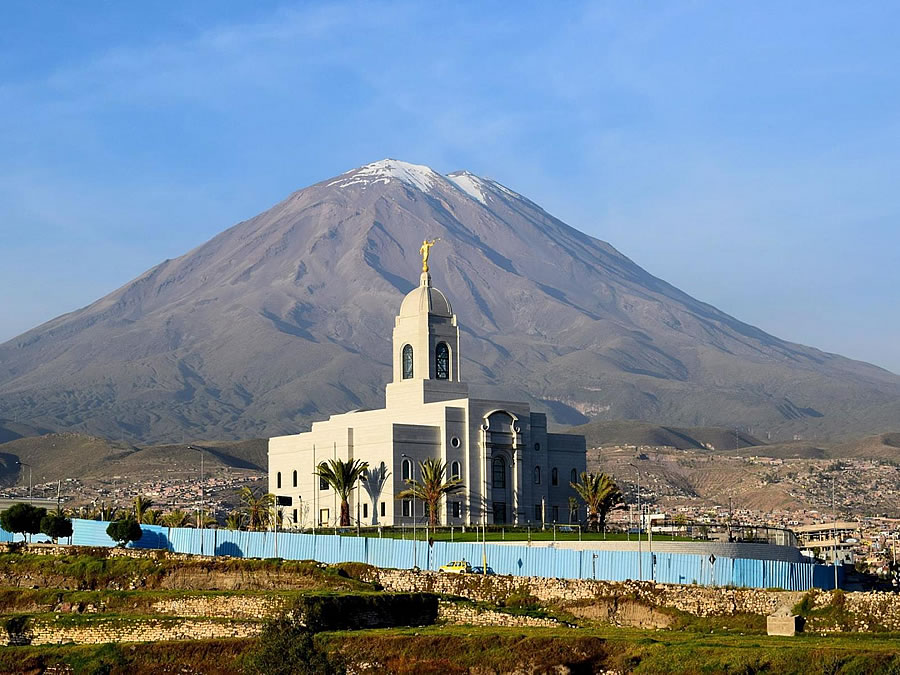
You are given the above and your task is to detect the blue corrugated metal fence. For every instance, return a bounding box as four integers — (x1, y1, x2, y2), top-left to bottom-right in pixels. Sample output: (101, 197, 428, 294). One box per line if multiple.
(2, 519, 842, 590)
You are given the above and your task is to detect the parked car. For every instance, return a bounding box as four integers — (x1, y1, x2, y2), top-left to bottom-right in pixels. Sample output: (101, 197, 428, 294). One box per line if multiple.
(438, 560, 472, 574)
(471, 566, 496, 576)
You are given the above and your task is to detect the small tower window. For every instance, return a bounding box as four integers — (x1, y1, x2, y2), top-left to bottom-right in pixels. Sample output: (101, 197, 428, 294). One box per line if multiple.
(292, 470, 298, 488)
(551, 468, 559, 486)
(402, 344, 414, 379)
(571, 468, 578, 484)
(435, 342, 450, 380)
(277, 472, 282, 489)
(402, 458, 412, 481)
(451, 461, 461, 481)
(534, 466, 541, 484)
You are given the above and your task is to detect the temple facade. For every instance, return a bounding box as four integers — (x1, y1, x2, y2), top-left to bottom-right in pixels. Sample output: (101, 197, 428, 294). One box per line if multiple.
(268, 255, 586, 528)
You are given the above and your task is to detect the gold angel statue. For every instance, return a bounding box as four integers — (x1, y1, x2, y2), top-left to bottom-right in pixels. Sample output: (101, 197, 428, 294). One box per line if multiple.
(419, 238, 439, 273)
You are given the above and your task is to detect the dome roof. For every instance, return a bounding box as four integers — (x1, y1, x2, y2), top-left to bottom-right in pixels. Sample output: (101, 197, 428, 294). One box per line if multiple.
(399, 273, 452, 318)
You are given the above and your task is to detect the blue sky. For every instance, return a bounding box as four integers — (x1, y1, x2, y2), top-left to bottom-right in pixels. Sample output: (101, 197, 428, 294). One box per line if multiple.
(2, 2, 899, 372)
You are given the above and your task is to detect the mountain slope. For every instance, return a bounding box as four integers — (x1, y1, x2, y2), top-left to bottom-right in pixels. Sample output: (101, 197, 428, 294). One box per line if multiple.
(1, 159, 899, 443)
(568, 420, 763, 451)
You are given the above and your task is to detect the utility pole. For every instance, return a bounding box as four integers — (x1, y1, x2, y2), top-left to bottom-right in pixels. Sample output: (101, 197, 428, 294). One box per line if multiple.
(629, 464, 643, 581)
(17, 461, 32, 501)
(833, 475, 838, 590)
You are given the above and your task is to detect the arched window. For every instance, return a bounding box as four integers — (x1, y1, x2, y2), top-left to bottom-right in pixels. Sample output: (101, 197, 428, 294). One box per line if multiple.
(451, 461, 461, 481)
(551, 468, 559, 486)
(402, 458, 412, 481)
(402, 344, 414, 379)
(435, 342, 450, 380)
(534, 466, 541, 484)
(492, 456, 506, 489)
(571, 468, 578, 484)
(276, 472, 282, 489)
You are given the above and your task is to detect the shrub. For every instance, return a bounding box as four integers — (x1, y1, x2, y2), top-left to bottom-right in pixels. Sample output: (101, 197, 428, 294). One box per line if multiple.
(0, 503, 46, 542)
(243, 617, 344, 675)
(106, 519, 143, 547)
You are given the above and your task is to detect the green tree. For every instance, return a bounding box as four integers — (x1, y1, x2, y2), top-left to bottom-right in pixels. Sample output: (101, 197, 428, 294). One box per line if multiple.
(314, 459, 368, 527)
(0, 503, 46, 542)
(40, 511, 73, 543)
(244, 616, 344, 675)
(571, 472, 622, 532)
(132, 495, 154, 524)
(161, 509, 189, 528)
(239, 487, 275, 530)
(397, 458, 463, 527)
(106, 518, 143, 547)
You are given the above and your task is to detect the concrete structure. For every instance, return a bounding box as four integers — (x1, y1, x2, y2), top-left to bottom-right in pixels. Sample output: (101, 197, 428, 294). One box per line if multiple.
(766, 614, 800, 636)
(795, 521, 859, 564)
(268, 266, 586, 528)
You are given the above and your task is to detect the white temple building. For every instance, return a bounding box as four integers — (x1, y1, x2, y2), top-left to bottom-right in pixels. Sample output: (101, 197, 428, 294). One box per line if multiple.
(268, 249, 586, 528)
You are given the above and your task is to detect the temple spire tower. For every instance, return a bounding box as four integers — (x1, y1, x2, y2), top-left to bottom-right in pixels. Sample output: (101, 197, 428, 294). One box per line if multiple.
(385, 241, 468, 407)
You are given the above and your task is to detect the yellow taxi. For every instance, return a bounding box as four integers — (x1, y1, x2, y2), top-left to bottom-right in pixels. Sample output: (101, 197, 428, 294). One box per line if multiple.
(438, 560, 472, 574)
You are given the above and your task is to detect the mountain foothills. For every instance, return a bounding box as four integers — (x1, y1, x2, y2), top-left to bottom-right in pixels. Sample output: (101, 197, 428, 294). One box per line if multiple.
(1, 159, 899, 444)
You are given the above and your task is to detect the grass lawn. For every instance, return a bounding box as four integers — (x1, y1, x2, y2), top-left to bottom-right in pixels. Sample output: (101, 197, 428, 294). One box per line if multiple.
(4, 625, 900, 673)
(325, 625, 900, 674)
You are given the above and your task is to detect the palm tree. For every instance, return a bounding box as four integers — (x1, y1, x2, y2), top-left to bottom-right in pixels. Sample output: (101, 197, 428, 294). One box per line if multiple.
(397, 458, 463, 527)
(571, 472, 622, 532)
(142, 509, 160, 526)
(133, 495, 154, 524)
(568, 496, 578, 524)
(314, 458, 369, 527)
(225, 511, 246, 531)
(197, 510, 217, 529)
(96, 501, 119, 521)
(162, 509, 189, 528)
(73, 505, 93, 520)
(239, 487, 274, 530)
(362, 462, 390, 525)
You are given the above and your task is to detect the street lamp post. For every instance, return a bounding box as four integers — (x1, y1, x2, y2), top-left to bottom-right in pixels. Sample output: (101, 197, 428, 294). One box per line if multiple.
(16, 461, 32, 501)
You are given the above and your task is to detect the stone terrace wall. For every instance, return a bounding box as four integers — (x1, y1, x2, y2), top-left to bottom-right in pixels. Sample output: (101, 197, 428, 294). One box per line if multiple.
(150, 594, 287, 619)
(5, 618, 261, 646)
(437, 600, 559, 628)
(369, 570, 900, 631)
(367, 569, 806, 617)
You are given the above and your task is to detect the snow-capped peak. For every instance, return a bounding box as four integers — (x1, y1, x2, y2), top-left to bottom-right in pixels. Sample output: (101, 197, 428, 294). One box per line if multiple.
(446, 170, 488, 204)
(328, 159, 440, 192)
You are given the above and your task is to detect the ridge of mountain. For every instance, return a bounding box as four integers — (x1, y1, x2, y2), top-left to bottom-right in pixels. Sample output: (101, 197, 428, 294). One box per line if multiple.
(568, 420, 764, 452)
(1, 158, 899, 444)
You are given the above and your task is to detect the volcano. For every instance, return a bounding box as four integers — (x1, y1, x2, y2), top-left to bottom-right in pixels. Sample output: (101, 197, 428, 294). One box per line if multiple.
(1, 159, 898, 443)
